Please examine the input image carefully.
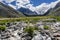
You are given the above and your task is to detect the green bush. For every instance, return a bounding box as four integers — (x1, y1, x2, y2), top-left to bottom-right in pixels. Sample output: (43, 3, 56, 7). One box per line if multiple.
(0, 25, 6, 31)
(34, 26, 38, 30)
(44, 25, 49, 30)
(24, 26, 34, 37)
(24, 26, 38, 37)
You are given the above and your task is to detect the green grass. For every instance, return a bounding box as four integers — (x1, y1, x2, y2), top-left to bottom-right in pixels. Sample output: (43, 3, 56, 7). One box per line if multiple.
(55, 16, 60, 21)
(44, 25, 49, 30)
(0, 16, 59, 25)
(0, 16, 60, 32)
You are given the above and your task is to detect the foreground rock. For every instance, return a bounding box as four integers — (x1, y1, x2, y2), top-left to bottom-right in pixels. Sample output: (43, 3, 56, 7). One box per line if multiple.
(0, 21, 60, 40)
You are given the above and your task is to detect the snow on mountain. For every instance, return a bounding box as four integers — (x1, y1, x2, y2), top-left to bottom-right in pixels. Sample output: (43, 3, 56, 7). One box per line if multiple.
(0, 0, 60, 15)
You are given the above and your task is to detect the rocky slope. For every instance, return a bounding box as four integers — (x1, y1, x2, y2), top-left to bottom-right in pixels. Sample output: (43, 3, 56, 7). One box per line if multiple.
(0, 2, 25, 18)
(0, 19, 60, 40)
(48, 2, 60, 16)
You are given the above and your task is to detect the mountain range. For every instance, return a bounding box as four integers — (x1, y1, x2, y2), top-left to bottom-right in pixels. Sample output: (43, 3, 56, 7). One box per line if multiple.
(0, 2, 60, 17)
(18, 1, 60, 16)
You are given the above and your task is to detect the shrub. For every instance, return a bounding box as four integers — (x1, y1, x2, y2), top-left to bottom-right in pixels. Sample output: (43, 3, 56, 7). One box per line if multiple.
(44, 25, 49, 30)
(24, 26, 34, 37)
(24, 26, 38, 37)
(0, 25, 6, 31)
(34, 26, 38, 30)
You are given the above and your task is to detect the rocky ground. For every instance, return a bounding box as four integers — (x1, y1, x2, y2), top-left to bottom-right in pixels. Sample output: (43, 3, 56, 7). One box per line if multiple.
(0, 19, 60, 40)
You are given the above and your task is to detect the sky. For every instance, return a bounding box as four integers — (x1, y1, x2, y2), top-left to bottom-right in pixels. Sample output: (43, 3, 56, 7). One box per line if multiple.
(30, 0, 56, 6)
(0, 0, 60, 14)
(0, 0, 58, 8)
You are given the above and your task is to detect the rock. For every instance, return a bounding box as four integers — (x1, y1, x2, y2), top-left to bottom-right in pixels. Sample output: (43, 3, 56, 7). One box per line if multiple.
(53, 33, 60, 37)
(56, 37, 60, 40)
(21, 33, 31, 40)
(1, 31, 11, 39)
(6, 23, 11, 27)
(33, 30, 40, 35)
(53, 33, 60, 40)
(32, 34, 43, 40)
(32, 34, 51, 40)
(36, 22, 44, 29)
(8, 37, 18, 40)
(22, 36, 31, 40)
(1, 21, 60, 40)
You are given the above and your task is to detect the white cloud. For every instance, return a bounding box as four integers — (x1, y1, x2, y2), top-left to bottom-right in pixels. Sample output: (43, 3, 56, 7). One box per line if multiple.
(4, 0, 15, 3)
(1, 0, 59, 10)
(17, 0, 30, 4)
(0, 0, 3, 2)
(16, 0, 30, 8)
(58, 0, 60, 1)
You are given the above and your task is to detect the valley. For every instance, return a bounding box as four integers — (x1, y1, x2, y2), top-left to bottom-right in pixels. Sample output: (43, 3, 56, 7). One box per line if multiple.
(0, 0, 60, 40)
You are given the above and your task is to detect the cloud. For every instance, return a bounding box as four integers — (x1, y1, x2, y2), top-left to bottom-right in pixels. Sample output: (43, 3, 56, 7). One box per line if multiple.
(4, 0, 15, 3)
(0, 0, 3, 2)
(1, 0, 59, 10)
(58, 0, 60, 1)
(16, 0, 30, 8)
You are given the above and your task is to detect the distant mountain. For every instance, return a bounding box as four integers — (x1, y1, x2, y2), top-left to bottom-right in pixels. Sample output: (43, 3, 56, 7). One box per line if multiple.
(48, 2, 60, 16)
(18, 7, 38, 16)
(0, 1, 60, 17)
(18, 1, 60, 16)
(18, 7, 50, 16)
(0, 2, 25, 18)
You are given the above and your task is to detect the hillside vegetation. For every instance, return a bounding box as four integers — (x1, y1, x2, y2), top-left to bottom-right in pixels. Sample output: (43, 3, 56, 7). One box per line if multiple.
(0, 16, 60, 24)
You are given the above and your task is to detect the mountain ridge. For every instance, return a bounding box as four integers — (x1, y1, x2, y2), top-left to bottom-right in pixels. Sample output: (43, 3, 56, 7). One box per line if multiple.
(0, 1, 60, 17)
(48, 2, 60, 16)
(0, 2, 25, 18)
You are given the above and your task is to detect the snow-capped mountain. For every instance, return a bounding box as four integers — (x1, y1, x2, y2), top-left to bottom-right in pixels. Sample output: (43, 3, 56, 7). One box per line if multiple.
(0, 0, 60, 16)
(18, 7, 37, 16)
(35, 6, 51, 15)
(18, 6, 51, 16)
